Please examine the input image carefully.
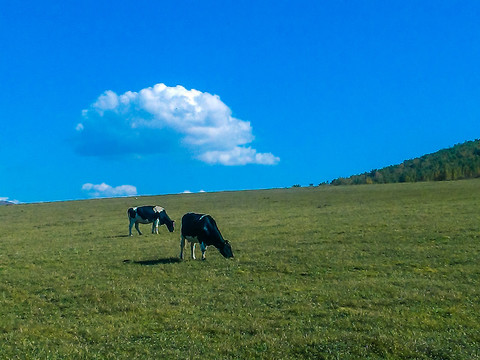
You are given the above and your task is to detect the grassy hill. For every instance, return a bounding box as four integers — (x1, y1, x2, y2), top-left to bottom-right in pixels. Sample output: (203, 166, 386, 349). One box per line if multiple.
(331, 139, 480, 185)
(1, 181, 479, 359)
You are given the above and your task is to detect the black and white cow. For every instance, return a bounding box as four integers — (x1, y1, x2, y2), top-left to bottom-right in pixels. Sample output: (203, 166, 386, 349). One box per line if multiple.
(127, 206, 175, 236)
(180, 213, 234, 260)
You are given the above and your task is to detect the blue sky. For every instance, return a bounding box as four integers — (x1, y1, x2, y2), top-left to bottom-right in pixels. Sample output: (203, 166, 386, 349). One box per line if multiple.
(1, 0, 479, 203)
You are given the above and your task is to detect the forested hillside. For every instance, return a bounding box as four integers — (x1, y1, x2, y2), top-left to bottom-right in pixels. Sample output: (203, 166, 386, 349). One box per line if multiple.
(331, 139, 480, 185)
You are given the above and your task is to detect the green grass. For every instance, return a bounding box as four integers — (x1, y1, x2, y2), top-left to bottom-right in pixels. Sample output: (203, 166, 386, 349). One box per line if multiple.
(1, 180, 479, 359)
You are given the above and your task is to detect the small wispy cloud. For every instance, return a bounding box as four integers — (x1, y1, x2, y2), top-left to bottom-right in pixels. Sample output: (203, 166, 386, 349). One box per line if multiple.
(199, 146, 280, 166)
(82, 183, 137, 198)
(75, 83, 279, 166)
(0, 197, 20, 204)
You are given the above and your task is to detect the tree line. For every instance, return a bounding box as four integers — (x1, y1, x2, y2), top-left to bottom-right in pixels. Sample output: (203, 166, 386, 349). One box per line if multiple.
(330, 139, 480, 186)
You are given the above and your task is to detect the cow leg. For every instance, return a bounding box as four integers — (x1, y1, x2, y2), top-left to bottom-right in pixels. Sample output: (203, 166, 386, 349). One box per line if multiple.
(180, 236, 185, 259)
(190, 242, 196, 260)
(129, 219, 134, 236)
(152, 219, 159, 234)
(200, 242, 207, 260)
(135, 222, 143, 235)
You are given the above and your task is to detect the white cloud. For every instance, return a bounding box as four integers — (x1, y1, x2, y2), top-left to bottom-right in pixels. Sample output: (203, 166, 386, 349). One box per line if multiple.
(182, 189, 206, 194)
(82, 183, 137, 198)
(76, 83, 279, 165)
(199, 146, 280, 166)
(0, 197, 20, 204)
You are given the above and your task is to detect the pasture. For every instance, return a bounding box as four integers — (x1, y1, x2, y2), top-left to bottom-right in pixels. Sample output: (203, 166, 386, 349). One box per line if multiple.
(1, 180, 479, 359)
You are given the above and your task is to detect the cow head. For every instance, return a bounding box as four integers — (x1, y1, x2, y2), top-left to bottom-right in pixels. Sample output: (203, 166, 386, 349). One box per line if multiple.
(159, 210, 175, 232)
(166, 220, 175, 233)
(219, 240, 234, 258)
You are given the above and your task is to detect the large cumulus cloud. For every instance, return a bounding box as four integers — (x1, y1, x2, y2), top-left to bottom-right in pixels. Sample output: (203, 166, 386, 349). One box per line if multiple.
(75, 83, 279, 165)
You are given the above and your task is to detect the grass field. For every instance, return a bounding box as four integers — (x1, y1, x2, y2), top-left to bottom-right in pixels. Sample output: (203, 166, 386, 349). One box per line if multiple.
(1, 180, 479, 359)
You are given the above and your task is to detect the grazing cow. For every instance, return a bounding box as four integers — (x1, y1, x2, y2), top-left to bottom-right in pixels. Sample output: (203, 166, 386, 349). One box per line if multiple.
(127, 206, 175, 236)
(180, 213, 234, 260)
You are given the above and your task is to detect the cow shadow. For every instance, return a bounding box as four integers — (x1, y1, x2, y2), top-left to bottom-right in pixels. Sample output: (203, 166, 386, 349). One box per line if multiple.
(123, 257, 181, 266)
(108, 234, 131, 239)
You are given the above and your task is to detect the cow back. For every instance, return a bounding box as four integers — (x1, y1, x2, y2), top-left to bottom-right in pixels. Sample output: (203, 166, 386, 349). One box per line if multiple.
(136, 206, 164, 221)
(181, 213, 224, 246)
